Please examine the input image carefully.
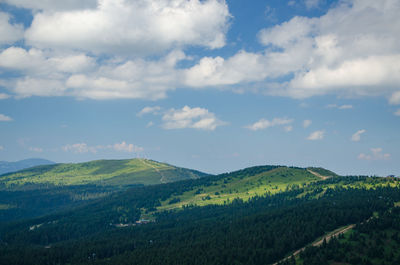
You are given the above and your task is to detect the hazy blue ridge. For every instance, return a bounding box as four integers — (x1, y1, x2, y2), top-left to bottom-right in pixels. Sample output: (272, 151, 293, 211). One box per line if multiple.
(0, 159, 55, 175)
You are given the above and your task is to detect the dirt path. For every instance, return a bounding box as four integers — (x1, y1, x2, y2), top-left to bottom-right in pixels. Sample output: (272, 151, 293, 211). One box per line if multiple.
(272, 224, 355, 265)
(140, 159, 167, 183)
(307, 169, 330, 180)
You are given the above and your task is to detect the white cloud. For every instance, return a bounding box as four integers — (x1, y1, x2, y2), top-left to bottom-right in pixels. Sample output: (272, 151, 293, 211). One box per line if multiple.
(303, 119, 312, 128)
(62, 143, 97, 154)
(395, 109, 400, 116)
(0, 93, 10, 100)
(0, 146, 3, 151)
(351, 129, 366, 142)
(0, 47, 95, 74)
(112, 141, 143, 153)
(184, 51, 269, 88)
(146, 121, 154, 128)
(0, 48, 185, 100)
(0, 1, 231, 101)
(358, 148, 391, 161)
(0, 114, 13, 121)
(245, 117, 293, 131)
(307, 130, 324, 140)
(1, 0, 399, 104)
(15, 78, 67, 98)
(0, 12, 24, 45)
(29, 147, 43, 152)
(137, 106, 161, 117)
(24, 0, 230, 55)
(185, 0, 400, 102)
(62, 141, 143, 154)
(326, 104, 353, 110)
(162, 106, 225, 130)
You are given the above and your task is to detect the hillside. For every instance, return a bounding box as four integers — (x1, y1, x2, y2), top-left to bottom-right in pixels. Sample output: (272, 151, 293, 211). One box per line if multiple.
(0, 158, 209, 223)
(1, 167, 400, 265)
(0, 165, 334, 234)
(156, 166, 322, 212)
(0, 158, 208, 190)
(0, 158, 55, 175)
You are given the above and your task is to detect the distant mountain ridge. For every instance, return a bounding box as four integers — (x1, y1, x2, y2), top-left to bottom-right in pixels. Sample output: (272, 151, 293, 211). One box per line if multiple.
(0, 158, 55, 175)
(0, 158, 209, 190)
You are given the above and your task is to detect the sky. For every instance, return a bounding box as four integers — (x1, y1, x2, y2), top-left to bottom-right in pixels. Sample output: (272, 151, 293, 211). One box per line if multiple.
(0, 0, 399, 176)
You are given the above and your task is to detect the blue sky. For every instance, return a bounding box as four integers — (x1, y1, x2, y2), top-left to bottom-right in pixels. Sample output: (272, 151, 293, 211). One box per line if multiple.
(0, 0, 399, 176)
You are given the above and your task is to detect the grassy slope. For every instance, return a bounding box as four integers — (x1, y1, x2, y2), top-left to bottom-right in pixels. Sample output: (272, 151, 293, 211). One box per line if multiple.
(307, 167, 338, 178)
(155, 169, 400, 216)
(0, 158, 208, 189)
(156, 167, 321, 212)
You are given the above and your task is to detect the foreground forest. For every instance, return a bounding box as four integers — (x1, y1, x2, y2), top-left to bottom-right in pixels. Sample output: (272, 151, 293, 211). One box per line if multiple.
(0, 161, 399, 264)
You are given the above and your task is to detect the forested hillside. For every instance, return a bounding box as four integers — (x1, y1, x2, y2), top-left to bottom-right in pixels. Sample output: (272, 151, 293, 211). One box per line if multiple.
(0, 163, 399, 264)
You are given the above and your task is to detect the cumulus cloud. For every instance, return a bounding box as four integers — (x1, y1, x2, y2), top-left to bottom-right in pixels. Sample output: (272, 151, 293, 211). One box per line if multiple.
(185, 0, 400, 102)
(0, 47, 95, 73)
(0, 48, 185, 100)
(358, 148, 391, 161)
(137, 106, 161, 117)
(351, 129, 366, 142)
(24, 0, 230, 55)
(245, 117, 293, 131)
(303, 119, 312, 128)
(0, 1, 230, 101)
(0, 114, 13, 121)
(1, 0, 399, 104)
(0, 146, 3, 151)
(162, 106, 226, 130)
(0, 12, 24, 45)
(62, 141, 143, 154)
(395, 109, 400, 116)
(307, 130, 324, 140)
(184, 50, 275, 88)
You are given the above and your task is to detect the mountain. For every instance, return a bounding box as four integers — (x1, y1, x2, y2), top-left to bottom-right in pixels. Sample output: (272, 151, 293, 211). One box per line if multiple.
(1, 165, 330, 233)
(1, 164, 400, 265)
(0, 158, 209, 223)
(0, 158, 55, 175)
(0, 158, 209, 190)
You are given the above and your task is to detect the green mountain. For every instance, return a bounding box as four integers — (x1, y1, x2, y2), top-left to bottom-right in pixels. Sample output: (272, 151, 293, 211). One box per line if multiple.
(0, 158, 209, 223)
(0, 158, 208, 190)
(156, 166, 322, 212)
(2, 163, 400, 265)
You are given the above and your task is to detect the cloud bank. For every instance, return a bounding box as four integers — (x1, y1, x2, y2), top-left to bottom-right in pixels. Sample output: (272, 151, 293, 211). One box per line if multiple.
(0, 0, 399, 103)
